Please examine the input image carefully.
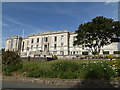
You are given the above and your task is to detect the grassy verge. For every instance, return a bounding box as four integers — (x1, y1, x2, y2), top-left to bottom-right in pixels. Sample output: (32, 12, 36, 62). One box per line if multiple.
(16, 59, 119, 80)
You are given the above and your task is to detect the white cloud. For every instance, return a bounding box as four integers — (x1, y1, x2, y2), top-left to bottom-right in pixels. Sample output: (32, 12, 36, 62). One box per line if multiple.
(2, 23, 9, 27)
(105, 0, 119, 4)
(3, 16, 42, 31)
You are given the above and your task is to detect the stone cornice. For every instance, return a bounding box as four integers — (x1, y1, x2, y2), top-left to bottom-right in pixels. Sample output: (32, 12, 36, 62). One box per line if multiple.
(28, 30, 70, 37)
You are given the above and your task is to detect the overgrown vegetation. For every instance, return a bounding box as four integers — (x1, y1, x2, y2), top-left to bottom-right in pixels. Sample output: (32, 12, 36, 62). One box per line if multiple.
(20, 60, 118, 80)
(2, 49, 22, 76)
(2, 48, 119, 80)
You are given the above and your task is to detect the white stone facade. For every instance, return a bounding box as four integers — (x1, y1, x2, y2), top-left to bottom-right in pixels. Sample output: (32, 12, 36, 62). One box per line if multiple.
(5, 30, 120, 59)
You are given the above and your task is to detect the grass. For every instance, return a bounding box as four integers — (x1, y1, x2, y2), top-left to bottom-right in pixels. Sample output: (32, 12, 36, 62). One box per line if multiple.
(21, 59, 114, 70)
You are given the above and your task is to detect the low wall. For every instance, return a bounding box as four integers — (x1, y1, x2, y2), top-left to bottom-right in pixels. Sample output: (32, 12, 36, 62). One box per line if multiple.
(21, 57, 54, 61)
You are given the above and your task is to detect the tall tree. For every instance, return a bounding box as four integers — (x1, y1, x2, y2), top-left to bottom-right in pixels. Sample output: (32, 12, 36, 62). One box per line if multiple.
(74, 16, 120, 55)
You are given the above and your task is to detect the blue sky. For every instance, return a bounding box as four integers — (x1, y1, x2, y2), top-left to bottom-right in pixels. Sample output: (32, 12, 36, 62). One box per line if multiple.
(2, 2, 118, 48)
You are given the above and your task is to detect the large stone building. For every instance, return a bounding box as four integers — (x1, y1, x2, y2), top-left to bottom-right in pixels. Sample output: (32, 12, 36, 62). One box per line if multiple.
(5, 30, 120, 59)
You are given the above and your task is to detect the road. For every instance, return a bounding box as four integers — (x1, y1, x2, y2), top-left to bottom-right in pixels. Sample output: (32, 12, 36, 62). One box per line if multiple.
(2, 80, 72, 88)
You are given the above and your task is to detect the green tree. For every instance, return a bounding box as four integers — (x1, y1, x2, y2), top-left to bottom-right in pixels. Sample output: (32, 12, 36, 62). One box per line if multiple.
(74, 16, 120, 55)
(2, 49, 22, 75)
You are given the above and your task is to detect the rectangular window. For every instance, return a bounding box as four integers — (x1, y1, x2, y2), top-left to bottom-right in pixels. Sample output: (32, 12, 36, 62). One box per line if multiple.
(61, 43, 63, 47)
(53, 51, 57, 55)
(54, 44, 57, 49)
(73, 36, 76, 42)
(31, 45, 33, 49)
(36, 45, 38, 49)
(31, 38, 34, 44)
(22, 41, 24, 52)
(61, 35, 64, 42)
(60, 51, 64, 55)
(11, 39, 13, 49)
(54, 36, 57, 42)
(37, 38, 39, 43)
(27, 41, 29, 45)
(45, 37, 48, 42)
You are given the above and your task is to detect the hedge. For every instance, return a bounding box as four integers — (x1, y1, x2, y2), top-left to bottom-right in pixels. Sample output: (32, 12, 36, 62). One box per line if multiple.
(113, 51, 120, 54)
(103, 51, 109, 54)
(82, 51, 88, 55)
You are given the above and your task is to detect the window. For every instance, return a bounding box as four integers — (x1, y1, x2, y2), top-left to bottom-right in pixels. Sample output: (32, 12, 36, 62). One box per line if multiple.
(61, 43, 63, 47)
(22, 41, 24, 51)
(37, 38, 39, 43)
(73, 36, 76, 42)
(45, 37, 48, 42)
(36, 45, 38, 49)
(73, 51, 75, 55)
(31, 45, 33, 49)
(27, 47, 29, 51)
(53, 51, 57, 55)
(60, 51, 64, 55)
(54, 44, 57, 49)
(31, 38, 34, 44)
(11, 39, 13, 49)
(54, 36, 57, 42)
(61, 35, 64, 42)
(27, 41, 29, 45)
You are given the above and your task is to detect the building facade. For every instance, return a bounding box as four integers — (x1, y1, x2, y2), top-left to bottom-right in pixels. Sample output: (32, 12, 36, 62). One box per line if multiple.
(5, 30, 120, 59)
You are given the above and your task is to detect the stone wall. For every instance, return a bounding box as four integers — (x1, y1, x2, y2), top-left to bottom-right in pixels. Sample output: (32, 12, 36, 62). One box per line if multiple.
(21, 57, 54, 61)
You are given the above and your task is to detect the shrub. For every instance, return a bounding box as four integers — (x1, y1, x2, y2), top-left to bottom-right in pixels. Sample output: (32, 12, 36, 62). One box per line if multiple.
(92, 51, 99, 55)
(114, 51, 120, 54)
(82, 61, 116, 80)
(103, 51, 109, 54)
(109, 59, 120, 76)
(82, 52, 88, 55)
(2, 49, 22, 76)
(107, 55, 114, 60)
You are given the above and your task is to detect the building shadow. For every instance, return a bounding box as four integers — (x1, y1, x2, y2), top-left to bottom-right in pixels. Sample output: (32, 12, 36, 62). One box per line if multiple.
(68, 80, 119, 90)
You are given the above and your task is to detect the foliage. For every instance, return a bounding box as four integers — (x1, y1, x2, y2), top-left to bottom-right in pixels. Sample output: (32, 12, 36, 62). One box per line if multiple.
(82, 51, 88, 55)
(107, 55, 114, 60)
(2, 49, 22, 76)
(109, 60, 120, 76)
(51, 61, 81, 79)
(27, 69, 57, 78)
(74, 16, 120, 55)
(113, 51, 120, 54)
(81, 61, 117, 80)
(17, 60, 118, 80)
(103, 51, 109, 54)
(92, 51, 99, 55)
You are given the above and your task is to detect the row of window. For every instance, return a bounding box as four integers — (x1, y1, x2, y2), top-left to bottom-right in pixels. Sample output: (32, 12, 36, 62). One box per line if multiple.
(53, 51, 64, 55)
(30, 35, 64, 44)
(29, 43, 64, 50)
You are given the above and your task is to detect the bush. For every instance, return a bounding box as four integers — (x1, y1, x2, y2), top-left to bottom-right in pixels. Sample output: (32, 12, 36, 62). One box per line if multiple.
(103, 51, 109, 54)
(107, 55, 114, 60)
(92, 51, 99, 55)
(2, 49, 22, 76)
(82, 52, 88, 55)
(82, 61, 116, 80)
(114, 51, 120, 54)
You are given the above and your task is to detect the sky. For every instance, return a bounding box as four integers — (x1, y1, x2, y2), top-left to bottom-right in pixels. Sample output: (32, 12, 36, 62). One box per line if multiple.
(2, 2, 118, 48)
